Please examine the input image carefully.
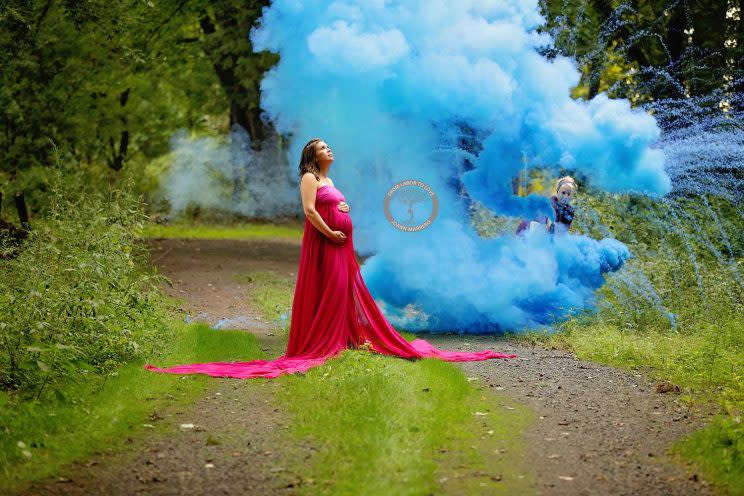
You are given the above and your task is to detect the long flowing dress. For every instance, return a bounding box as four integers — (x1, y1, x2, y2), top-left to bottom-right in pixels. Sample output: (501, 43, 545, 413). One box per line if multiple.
(144, 184, 516, 379)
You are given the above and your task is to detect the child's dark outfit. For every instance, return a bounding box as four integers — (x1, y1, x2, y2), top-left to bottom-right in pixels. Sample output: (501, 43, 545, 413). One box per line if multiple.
(516, 195, 574, 235)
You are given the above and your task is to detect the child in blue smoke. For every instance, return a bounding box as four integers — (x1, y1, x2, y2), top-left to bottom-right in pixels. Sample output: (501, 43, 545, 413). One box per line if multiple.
(516, 176, 577, 236)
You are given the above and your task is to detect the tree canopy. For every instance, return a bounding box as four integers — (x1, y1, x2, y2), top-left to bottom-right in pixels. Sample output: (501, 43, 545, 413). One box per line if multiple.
(0, 0, 739, 211)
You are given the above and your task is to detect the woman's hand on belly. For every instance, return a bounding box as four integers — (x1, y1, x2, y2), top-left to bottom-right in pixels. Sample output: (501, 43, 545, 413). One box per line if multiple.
(326, 207, 352, 236)
(337, 201, 350, 213)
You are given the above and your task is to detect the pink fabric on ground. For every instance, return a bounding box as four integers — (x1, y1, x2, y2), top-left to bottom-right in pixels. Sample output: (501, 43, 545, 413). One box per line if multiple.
(144, 184, 516, 379)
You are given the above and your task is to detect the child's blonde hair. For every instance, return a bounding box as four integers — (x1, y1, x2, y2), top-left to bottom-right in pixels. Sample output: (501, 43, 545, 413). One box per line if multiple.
(556, 176, 578, 193)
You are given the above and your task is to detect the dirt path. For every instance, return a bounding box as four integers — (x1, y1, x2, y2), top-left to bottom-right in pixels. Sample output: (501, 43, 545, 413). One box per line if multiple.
(427, 334, 714, 496)
(21, 237, 713, 495)
(145, 238, 716, 495)
(146, 237, 303, 335)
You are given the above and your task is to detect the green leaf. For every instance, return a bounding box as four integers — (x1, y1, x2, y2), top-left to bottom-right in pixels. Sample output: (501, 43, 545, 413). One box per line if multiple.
(72, 359, 96, 371)
(53, 388, 66, 403)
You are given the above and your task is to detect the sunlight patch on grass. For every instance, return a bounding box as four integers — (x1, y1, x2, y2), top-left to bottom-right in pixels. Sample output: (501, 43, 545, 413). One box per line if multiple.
(143, 221, 303, 240)
(276, 339, 534, 495)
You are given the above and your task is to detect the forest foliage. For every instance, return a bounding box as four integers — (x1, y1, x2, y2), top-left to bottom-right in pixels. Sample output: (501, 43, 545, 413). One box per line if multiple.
(1, 0, 740, 216)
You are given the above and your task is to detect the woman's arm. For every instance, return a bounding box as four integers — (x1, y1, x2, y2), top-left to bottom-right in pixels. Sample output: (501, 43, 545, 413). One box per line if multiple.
(300, 174, 345, 241)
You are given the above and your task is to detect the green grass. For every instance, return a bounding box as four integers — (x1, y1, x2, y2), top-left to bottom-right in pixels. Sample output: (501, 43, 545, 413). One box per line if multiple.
(545, 316, 742, 408)
(0, 318, 264, 494)
(677, 415, 744, 496)
(276, 334, 534, 495)
(143, 221, 303, 240)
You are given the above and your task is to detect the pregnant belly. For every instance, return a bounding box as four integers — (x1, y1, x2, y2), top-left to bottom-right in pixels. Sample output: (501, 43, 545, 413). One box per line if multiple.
(325, 208, 353, 236)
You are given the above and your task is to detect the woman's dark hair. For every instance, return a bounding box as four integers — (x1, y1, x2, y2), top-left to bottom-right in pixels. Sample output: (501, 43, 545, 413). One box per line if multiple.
(298, 138, 323, 180)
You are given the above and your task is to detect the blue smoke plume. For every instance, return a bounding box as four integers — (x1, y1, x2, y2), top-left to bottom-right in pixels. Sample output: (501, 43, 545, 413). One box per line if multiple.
(250, 0, 670, 332)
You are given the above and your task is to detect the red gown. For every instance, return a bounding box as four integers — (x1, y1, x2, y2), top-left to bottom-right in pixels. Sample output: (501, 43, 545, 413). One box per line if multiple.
(144, 184, 516, 379)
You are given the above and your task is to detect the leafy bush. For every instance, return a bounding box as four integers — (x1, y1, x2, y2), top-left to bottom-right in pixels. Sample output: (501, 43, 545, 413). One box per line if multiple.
(0, 162, 168, 398)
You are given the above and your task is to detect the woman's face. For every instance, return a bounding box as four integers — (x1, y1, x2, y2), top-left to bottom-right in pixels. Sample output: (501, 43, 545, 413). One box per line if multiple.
(557, 184, 576, 204)
(315, 141, 334, 166)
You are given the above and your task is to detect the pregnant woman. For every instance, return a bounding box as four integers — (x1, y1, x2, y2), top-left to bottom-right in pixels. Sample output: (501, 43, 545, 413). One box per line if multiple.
(144, 138, 516, 379)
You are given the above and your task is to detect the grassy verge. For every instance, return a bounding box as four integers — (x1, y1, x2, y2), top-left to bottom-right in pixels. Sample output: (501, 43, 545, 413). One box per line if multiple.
(275, 333, 534, 495)
(143, 221, 303, 241)
(0, 318, 264, 494)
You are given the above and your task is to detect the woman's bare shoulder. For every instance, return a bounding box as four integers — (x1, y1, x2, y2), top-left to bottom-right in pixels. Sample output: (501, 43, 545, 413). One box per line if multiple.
(301, 172, 320, 187)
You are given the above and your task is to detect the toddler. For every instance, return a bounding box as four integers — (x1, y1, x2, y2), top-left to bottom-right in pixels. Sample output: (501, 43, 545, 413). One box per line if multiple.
(516, 176, 577, 236)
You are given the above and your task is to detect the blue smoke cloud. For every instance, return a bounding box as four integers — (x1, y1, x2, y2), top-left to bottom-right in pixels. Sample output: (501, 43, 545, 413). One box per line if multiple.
(250, 0, 668, 332)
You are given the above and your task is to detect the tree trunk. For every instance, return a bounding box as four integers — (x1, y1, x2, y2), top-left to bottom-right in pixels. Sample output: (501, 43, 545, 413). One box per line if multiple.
(14, 193, 30, 230)
(199, 10, 275, 148)
(108, 88, 130, 171)
(586, 0, 621, 100)
(665, 0, 686, 95)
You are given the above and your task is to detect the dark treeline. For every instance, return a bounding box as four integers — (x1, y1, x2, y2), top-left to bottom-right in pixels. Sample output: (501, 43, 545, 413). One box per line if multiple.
(539, 0, 743, 103)
(0, 0, 277, 219)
